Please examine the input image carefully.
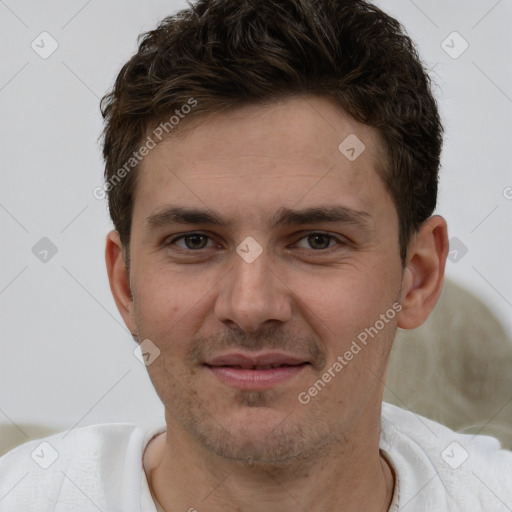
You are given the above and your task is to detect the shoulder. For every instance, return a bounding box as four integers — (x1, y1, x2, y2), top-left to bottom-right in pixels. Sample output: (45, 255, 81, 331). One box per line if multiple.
(381, 402, 512, 511)
(0, 423, 158, 511)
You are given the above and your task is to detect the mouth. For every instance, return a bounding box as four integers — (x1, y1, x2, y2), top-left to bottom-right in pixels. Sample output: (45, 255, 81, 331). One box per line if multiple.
(204, 352, 311, 390)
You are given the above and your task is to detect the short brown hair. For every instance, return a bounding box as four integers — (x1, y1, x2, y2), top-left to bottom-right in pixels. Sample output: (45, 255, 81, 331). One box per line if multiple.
(100, 0, 443, 265)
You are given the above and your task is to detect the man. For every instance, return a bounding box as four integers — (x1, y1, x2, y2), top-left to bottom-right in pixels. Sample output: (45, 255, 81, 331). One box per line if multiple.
(1, 0, 511, 510)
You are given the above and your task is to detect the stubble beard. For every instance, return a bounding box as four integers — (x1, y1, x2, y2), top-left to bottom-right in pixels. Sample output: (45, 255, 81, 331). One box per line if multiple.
(160, 373, 338, 468)
(143, 325, 335, 468)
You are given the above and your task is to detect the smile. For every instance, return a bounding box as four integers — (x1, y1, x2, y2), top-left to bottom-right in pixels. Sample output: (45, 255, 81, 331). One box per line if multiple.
(204, 352, 311, 390)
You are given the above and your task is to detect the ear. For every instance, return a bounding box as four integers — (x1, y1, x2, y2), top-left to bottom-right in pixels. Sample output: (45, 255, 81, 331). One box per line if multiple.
(397, 215, 449, 329)
(105, 230, 137, 335)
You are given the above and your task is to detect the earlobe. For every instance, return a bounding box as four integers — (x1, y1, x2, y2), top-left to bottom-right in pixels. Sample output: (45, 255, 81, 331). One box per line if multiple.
(105, 230, 136, 334)
(397, 215, 449, 330)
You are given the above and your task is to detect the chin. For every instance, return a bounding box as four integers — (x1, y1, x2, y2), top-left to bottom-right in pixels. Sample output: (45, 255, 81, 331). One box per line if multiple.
(160, 375, 336, 467)
(189, 402, 333, 468)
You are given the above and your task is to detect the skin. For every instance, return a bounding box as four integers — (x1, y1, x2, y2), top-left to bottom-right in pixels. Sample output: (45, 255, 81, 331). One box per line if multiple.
(106, 95, 449, 511)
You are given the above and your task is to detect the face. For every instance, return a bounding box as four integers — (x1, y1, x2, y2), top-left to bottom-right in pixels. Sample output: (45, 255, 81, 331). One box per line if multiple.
(118, 95, 406, 466)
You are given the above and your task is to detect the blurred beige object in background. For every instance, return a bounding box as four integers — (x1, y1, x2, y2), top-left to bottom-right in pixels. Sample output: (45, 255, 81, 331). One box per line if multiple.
(386, 278, 512, 449)
(0, 424, 58, 457)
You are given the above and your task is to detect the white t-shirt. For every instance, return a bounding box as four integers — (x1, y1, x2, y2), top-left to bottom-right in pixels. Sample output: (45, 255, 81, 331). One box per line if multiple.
(1, 402, 511, 511)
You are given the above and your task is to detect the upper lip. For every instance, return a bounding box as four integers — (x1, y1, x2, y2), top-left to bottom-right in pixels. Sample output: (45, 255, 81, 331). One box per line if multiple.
(205, 352, 309, 368)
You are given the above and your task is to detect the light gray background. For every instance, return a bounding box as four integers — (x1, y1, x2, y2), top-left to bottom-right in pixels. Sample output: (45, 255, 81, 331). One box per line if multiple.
(1, 0, 511, 434)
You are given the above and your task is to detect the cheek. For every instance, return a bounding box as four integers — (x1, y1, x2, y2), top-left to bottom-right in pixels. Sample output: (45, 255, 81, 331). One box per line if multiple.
(132, 271, 185, 341)
(131, 265, 219, 351)
(291, 264, 399, 350)
(133, 260, 192, 313)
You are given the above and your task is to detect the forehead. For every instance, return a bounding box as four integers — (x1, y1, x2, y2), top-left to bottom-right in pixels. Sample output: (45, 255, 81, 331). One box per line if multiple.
(134, 95, 390, 225)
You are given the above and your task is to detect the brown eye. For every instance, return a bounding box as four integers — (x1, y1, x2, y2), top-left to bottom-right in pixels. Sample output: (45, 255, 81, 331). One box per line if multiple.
(183, 234, 209, 249)
(295, 232, 340, 251)
(307, 234, 333, 250)
(167, 233, 213, 250)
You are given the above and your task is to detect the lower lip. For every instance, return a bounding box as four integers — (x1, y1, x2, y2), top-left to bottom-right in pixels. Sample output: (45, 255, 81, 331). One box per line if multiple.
(206, 364, 308, 390)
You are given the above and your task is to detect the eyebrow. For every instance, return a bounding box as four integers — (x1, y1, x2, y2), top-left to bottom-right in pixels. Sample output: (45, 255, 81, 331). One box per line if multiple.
(146, 205, 373, 231)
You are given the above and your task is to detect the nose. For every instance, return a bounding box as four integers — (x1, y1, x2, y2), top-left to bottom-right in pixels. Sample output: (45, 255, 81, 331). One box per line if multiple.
(214, 246, 292, 333)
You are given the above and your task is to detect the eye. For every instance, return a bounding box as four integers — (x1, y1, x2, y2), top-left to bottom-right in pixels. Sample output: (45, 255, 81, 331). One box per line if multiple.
(295, 232, 343, 251)
(164, 231, 346, 253)
(166, 232, 214, 250)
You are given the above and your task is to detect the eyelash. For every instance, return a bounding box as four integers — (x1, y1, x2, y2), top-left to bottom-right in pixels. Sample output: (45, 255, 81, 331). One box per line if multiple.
(164, 231, 347, 253)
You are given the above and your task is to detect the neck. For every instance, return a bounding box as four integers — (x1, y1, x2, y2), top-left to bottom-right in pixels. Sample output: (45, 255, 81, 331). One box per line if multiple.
(145, 413, 395, 512)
